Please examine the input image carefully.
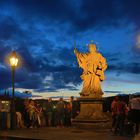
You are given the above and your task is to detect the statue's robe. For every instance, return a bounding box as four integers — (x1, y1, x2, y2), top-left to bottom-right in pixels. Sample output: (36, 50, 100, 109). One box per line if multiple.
(75, 51, 107, 97)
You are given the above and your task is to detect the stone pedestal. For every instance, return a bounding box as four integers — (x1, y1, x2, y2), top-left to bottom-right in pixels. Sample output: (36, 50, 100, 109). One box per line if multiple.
(72, 97, 110, 129)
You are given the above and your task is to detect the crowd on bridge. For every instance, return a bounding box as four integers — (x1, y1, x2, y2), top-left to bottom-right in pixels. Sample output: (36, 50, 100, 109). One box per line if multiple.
(15, 96, 80, 128)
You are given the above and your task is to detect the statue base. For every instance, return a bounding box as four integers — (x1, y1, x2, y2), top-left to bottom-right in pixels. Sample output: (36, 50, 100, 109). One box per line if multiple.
(72, 97, 111, 130)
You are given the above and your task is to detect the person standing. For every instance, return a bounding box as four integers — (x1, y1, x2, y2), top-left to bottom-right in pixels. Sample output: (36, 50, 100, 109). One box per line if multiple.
(114, 96, 126, 135)
(64, 103, 71, 127)
(56, 98, 65, 127)
(22, 99, 31, 128)
(70, 96, 80, 121)
(129, 97, 140, 135)
(27, 100, 38, 128)
(46, 98, 54, 126)
(111, 96, 119, 132)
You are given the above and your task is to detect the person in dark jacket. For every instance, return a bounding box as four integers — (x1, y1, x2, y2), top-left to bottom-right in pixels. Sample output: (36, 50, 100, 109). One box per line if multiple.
(114, 97, 126, 135)
(111, 96, 119, 132)
(56, 98, 65, 127)
(64, 103, 71, 127)
(46, 98, 54, 126)
(70, 96, 80, 121)
(129, 97, 140, 135)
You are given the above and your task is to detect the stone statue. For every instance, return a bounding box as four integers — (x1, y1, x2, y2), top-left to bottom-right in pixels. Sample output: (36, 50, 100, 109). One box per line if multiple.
(74, 43, 107, 98)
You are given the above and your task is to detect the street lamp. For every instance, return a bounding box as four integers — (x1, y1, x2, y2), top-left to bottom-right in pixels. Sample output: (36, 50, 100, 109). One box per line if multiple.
(9, 51, 19, 129)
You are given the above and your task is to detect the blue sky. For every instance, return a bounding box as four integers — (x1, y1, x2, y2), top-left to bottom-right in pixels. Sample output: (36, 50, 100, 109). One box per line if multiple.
(0, 0, 140, 98)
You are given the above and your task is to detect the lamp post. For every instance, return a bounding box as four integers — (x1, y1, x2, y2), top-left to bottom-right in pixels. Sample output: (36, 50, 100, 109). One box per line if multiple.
(9, 51, 19, 129)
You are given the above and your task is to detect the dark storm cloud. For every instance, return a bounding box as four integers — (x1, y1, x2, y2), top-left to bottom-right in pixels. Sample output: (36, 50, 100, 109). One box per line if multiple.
(0, 0, 133, 32)
(104, 52, 122, 62)
(72, 0, 123, 31)
(16, 73, 43, 89)
(133, 92, 140, 95)
(132, 43, 140, 55)
(73, 0, 140, 31)
(0, 62, 44, 90)
(0, 17, 19, 40)
(121, 0, 140, 29)
(52, 68, 81, 85)
(108, 62, 140, 74)
(17, 47, 81, 90)
(124, 62, 140, 74)
(0, 0, 140, 31)
(38, 67, 82, 92)
(0, 67, 11, 89)
(16, 46, 42, 73)
(107, 64, 119, 71)
(0, 45, 11, 61)
(35, 87, 57, 93)
(104, 90, 122, 94)
(0, 42, 81, 91)
(35, 85, 78, 93)
(0, 0, 76, 27)
(15, 0, 75, 20)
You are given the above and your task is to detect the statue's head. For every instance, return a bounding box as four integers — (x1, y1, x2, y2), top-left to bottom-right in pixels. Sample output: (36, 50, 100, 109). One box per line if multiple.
(88, 44, 97, 53)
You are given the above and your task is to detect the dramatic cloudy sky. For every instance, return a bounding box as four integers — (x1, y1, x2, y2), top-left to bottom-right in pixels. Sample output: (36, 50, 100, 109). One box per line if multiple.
(0, 0, 140, 98)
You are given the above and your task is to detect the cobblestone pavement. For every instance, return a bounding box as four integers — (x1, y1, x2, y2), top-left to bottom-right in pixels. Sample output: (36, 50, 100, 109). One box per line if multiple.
(0, 127, 138, 140)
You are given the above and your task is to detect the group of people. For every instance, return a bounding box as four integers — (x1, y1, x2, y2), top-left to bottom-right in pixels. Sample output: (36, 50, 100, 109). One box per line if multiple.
(16, 96, 80, 128)
(111, 96, 140, 136)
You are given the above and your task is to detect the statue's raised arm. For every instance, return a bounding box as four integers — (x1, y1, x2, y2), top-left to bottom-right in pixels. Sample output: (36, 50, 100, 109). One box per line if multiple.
(74, 48, 89, 73)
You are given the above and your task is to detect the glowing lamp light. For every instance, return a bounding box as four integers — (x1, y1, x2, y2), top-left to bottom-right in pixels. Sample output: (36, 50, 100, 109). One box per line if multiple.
(10, 57, 18, 67)
(9, 51, 19, 67)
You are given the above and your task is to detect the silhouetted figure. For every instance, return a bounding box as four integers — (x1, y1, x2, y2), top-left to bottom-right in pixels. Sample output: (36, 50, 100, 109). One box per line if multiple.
(27, 100, 38, 128)
(22, 99, 31, 128)
(56, 98, 65, 127)
(70, 96, 80, 121)
(114, 96, 126, 135)
(129, 97, 140, 135)
(46, 98, 54, 126)
(111, 96, 119, 132)
(64, 103, 71, 127)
